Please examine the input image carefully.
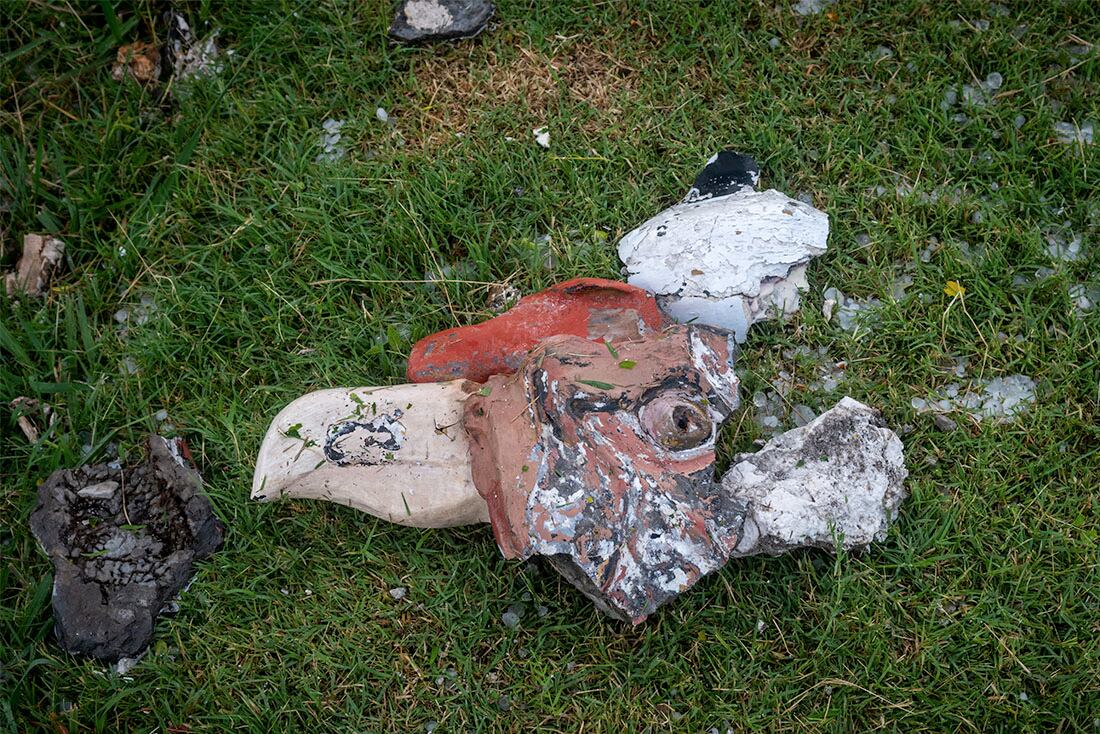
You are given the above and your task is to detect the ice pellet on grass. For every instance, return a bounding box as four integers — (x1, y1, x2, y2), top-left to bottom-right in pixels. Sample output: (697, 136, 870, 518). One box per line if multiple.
(910, 375, 1036, 421)
(1054, 121, 1095, 145)
(316, 119, 346, 163)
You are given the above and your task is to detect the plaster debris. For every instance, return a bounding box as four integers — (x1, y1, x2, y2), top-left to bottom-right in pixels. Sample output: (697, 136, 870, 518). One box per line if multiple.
(533, 126, 550, 148)
(388, 586, 408, 601)
(618, 152, 829, 341)
(911, 374, 1037, 422)
(164, 12, 223, 82)
(792, 0, 835, 15)
(5, 234, 65, 300)
(316, 118, 346, 163)
(1053, 121, 1095, 145)
(29, 436, 223, 662)
(1070, 283, 1099, 314)
(1044, 227, 1084, 262)
(749, 347, 846, 434)
(933, 414, 958, 432)
(389, 0, 494, 43)
(114, 294, 158, 338)
(486, 282, 521, 312)
(724, 397, 908, 556)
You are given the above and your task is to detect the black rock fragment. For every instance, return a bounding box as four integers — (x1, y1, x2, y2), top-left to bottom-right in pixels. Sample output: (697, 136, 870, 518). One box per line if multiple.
(29, 436, 223, 662)
(388, 0, 494, 43)
(685, 151, 761, 202)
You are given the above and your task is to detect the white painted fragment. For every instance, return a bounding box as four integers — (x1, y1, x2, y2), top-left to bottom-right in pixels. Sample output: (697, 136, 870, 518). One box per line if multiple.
(251, 381, 488, 527)
(618, 188, 829, 341)
(533, 126, 550, 149)
(724, 397, 908, 556)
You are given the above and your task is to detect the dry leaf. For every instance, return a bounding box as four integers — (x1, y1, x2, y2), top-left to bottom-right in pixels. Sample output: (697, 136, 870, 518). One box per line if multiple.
(944, 280, 966, 298)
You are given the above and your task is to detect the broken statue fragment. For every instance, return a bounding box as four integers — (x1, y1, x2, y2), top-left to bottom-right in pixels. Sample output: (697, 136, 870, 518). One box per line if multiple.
(30, 437, 223, 662)
(464, 325, 744, 623)
(724, 397, 908, 557)
(618, 152, 829, 341)
(407, 277, 666, 383)
(254, 282, 906, 624)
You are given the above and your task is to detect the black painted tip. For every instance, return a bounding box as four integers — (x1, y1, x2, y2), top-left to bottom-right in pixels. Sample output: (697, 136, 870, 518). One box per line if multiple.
(684, 151, 760, 202)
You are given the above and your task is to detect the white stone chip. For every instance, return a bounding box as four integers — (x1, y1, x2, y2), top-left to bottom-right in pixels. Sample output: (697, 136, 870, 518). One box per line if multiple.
(724, 397, 908, 556)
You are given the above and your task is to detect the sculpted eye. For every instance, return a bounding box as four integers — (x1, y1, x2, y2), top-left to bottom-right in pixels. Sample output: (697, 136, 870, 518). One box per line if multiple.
(639, 393, 713, 452)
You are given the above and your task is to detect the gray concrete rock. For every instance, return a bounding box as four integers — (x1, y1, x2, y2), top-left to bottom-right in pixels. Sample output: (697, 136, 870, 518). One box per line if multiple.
(389, 0, 494, 43)
(724, 397, 908, 556)
(29, 436, 223, 662)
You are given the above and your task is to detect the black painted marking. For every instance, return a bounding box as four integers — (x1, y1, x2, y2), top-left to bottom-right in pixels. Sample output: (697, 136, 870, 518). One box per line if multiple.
(324, 410, 404, 466)
(684, 151, 760, 202)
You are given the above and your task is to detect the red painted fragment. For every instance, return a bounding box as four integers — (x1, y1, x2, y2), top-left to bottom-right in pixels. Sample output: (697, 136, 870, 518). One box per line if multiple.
(406, 278, 667, 384)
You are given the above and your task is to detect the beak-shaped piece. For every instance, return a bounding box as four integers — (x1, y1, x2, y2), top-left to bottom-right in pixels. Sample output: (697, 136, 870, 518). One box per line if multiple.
(251, 380, 489, 528)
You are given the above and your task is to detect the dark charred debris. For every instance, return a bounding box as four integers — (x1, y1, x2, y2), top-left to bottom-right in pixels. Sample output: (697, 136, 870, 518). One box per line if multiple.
(29, 436, 223, 663)
(388, 0, 495, 44)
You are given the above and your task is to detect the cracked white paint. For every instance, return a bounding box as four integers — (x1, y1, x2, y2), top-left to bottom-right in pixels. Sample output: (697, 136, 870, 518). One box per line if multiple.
(724, 397, 907, 556)
(618, 187, 828, 341)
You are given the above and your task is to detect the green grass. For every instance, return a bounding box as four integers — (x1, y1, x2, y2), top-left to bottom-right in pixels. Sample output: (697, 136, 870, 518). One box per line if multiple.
(2, 0, 1099, 731)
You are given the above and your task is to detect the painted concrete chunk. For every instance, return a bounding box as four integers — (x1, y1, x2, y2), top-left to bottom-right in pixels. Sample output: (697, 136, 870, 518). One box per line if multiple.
(723, 397, 908, 556)
(618, 152, 829, 341)
(252, 381, 488, 527)
(463, 325, 743, 623)
(406, 278, 667, 384)
(29, 436, 223, 662)
(389, 0, 494, 43)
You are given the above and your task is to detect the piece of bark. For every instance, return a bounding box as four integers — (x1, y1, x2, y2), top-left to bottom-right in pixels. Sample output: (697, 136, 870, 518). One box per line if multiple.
(5, 234, 65, 299)
(10, 397, 54, 443)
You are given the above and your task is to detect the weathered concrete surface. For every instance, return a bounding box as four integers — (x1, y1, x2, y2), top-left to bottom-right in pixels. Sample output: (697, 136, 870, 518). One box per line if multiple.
(252, 381, 489, 527)
(723, 397, 907, 556)
(5, 234, 64, 299)
(618, 152, 828, 341)
(407, 278, 667, 384)
(464, 325, 744, 623)
(389, 0, 494, 43)
(29, 437, 223, 662)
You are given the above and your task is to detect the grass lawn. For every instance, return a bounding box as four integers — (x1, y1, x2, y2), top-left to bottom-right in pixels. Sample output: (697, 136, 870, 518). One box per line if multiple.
(2, 0, 1099, 731)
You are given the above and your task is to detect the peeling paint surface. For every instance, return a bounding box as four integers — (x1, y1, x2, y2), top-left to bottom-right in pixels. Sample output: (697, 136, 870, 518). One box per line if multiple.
(407, 278, 666, 383)
(464, 326, 744, 623)
(618, 154, 828, 341)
